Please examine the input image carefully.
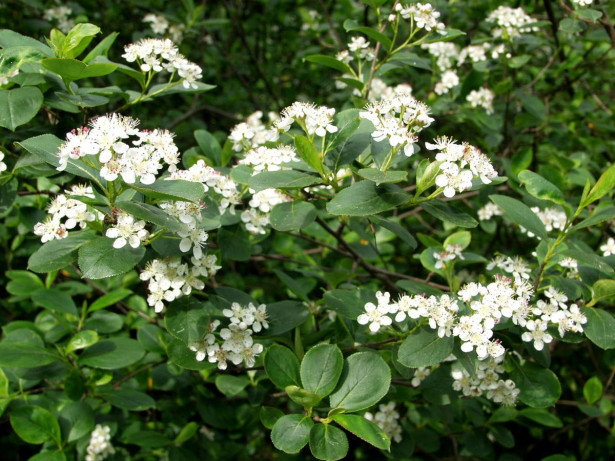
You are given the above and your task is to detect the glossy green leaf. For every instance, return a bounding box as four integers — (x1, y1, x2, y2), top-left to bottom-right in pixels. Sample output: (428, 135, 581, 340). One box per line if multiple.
(59, 401, 95, 442)
(510, 361, 561, 408)
(31, 288, 78, 316)
(79, 338, 145, 369)
(368, 215, 417, 249)
(260, 407, 284, 430)
(249, 170, 320, 192)
(10, 405, 61, 445)
(271, 414, 314, 454)
(422, 201, 478, 228)
(582, 307, 615, 349)
(264, 345, 301, 389)
(518, 408, 563, 428)
(587, 279, 615, 307)
(0, 342, 60, 367)
(270, 201, 317, 231)
(329, 352, 390, 412)
(194, 129, 222, 165)
(130, 179, 204, 203)
(28, 231, 97, 273)
(490, 194, 548, 240)
(309, 423, 349, 461)
(518, 170, 567, 207)
(165, 298, 211, 345)
(295, 135, 324, 175)
(115, 201, 184, 233)
(77, 237, 145, 280)
(327, 181, 409, 216)
(286, 385, 322, 408)
(398, 327, 454, 368)
(0, 87, 43, 131)
(305, 55, 352, 74)
(331, 414, 390, 450)
(357, 168, 407, 185)
(66, 330, 99, 354)
(301, 344, 343, 397)
(98, 388, 155, 411)
(582, 164, 615, 207)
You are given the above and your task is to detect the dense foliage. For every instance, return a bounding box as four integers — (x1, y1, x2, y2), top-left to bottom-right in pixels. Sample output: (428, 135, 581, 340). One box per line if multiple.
(1, 0, 615, 460)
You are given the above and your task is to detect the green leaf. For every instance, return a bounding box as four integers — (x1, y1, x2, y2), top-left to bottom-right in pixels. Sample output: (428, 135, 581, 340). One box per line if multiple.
(248, 170, 320, 192)
(518, 170, 567, 208)
(509, 55, 531, 68)
(423, 28, 466, 43)
(309, 423, 349, 461)
(165, 298, 211, 345)
(215, 375, 250, 397)
(10, 405, 61, 445)
(79, 338, 146, 369)
(305, 55, 352, 74)
(115, 201, 184, 233)
(295, 135, 324, 175)
(41, 58, 116, 81)
(0, 29, 54, 56)
(18, 134, 105, 190)
(582, 164, 615, 208)
(582, 307, 615, 349)
(218, 225, 251, 261)
(357, 168, 408, 185)
(270, 201, 317, 231)
(174, 422, 199, 444)
(510, 361, 561, 407)
(571, 206, 615, 231)
(88, 288, 132, 312)
(422, 201, 478, 228)
(343, 20, 392, 49)
(60, 23, 100, 58)
(28, 231, 97, 273)
(264, 345, 301, 389)
(271, 414, 314, 454)
(146, 81, 216, 97)
(577, 8, 603, 23)
(323, 289, 365, 319)
(59, 401, 95, 442)
(130, 179, 204, 203)
(65, 330, 99, 354)
(0, 87, 43, 131)
(194, 129, 222, 166)
(587, 279, 615, 307)
(260, 407, 284, 430)
(327, 181, 409, 216)
(0, 368, 8, 398)
(490, 194, 548, 240)
(398, 327, 454, 368)
(368, 215, 417, 249)
(583, 376, 603, 405)
(519, 93, 546, 121)
(83, 32, 119, 63)
(167, 339, 215, 370)
(78, 237, 145, 280)
(266, 300, 311, 335)
(329, 352, 390, 412)
(98, 388, 155, 411)
(331, 414, 390, 450)
(518, 408, 563, 428)
(31, 288, 78, 316)
(0, 342, 60, 367)
(286, 385, 323, 408)
(511, 148, 533, 176)
(301, 344, 344, 397)
(416, 160, 442, 194)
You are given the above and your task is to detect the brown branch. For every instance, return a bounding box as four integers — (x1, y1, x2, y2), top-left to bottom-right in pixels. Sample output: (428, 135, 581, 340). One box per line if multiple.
(316, 0, 345, 49)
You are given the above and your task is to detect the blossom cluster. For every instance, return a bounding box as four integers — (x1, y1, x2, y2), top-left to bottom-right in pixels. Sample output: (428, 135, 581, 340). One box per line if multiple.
(0, 152, 7, 174)
(105, 212, 149, 249)
(143, 13, 185, 42)
(239, 145, 299, 172)
(452, 355, 520, 406)
(85, 425, 115, 461)
(276, 102, 338, 138)
(521, 206, 567, 237)
(477, 202, 503, 221)
(241, 188, 289, 235)
(229, 111, 280, 153)
(347, 36, 375, 61)
(434, 244, 464, 269)
(466, 87, 495, 114)
(427, 136, 498, 198)
(140, 255, 220, 312)
(364, 402, 403, 443)
(122, 38, 202, 89)
(56, 114, 180, 182)
(44, 5, 73, 33)
(394, 3, 445, 32)
(33, 185, 101, 243)
(189, 302, 268, 369)
(359, 92, 433, 157)
(486, 6, 539, 40)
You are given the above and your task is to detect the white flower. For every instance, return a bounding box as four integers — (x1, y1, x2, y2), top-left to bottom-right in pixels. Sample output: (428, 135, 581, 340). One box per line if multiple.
(34, 216, 68, 243)
(143, 13, 169, 35)
(466, 88, 495, 114)
(85, 425, 115, 461)
(364, 401, 403, 443)
(411, 367, 431, 387)
(600, 237, 615, 257)
(521, 319, 553, 350)
(178, 226, 208, 258)
(0, 152, 7, 173)
(357, 292, 393, 333)
(105, 212, 149, 248)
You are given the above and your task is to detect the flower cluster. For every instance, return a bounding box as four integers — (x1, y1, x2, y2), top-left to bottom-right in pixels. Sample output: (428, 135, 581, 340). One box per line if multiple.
(477, 202, 503, 221)
(434, 70, 459, 95)
(0, 151, 7, 173)
(486, 255, 532, 282)
(229, 111, 280, 153)
(105, 212, 149, 249)
(33, 185, 100, 243)
(277, 102, 338, 138)
(241, 188, 289, 235)
(426, 136, 498, 198)
(44, 5, 73, 33)
(434, 244, 464, 269)
(572, 0, 593, 6)
(458, 44, 490, 65)
(452, 355, 520, 406)
(364, 402, 403, 443)
(600, 237, 615, 257)
(466, 88, 495, 114)
(190, 302, 268, 369)
(85, 425, 115, 461)
(422, 42, 459, 71)
(122, 38, 202, 89)
(395, 3, 445, 32)
(520, 206, 567, 237)
(360, 93, 434, 157)
(56, 114, 181, 183)
(486, 6, 539, 40)
(347, 36, 375, 61)
(140, 255, 220, 312)
(143, 13, 185, 42)
(239, 145, 299, 172)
